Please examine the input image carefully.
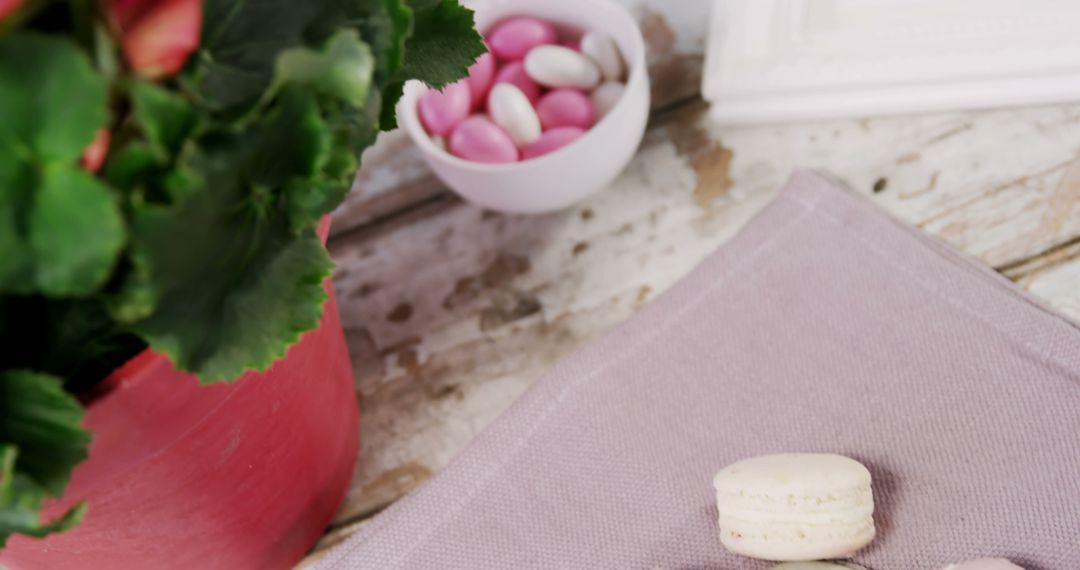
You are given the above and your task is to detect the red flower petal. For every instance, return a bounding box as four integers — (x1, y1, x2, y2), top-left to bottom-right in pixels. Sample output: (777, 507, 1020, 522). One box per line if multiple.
(115, 0, 202, 79)
(81, 129, 111, 173)
(0, 0, 24, 21)
(105, 0, 146, 29)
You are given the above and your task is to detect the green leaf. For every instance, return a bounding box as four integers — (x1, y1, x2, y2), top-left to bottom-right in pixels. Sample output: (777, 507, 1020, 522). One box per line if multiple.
(0, 370, 91, 546)
(0, 160, 34, 292)
(372, 0, 411, 79)
(0, 33, 122, 297)
(0, 165, 125, 297)
(103, 141, 200, 206)
(307, 0, 411, 83)
(28, 167, 126, 296)
(0, 371, 89, 496)
(103, 141, 158, 191)
(251, 91, 332, 190)
(0, 445, 87, 548)
(406, 0, 440, 10)
(128, 137, 333, 382)
(399, 0, 484, 89)
(285, 178, 350, 234)
(330, 86, 383, 158)
(248, 89, 356, 233)
(130, 81, 198, 160)
(191, 0, 327, 111)
(103, 251, 158, 324)
(0, 33, 108, 163)
(272, 30, 374, 108)
(192, 0, 416, 115)
(0, 297, 145, 394)
(378, 79, 405, 130)
(91, 23, 120, 80)
(371, 0, 481, 128)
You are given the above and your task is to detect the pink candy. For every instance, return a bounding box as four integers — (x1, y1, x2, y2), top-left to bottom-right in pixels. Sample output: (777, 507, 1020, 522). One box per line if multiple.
(418, 81, 471, 136)
(419, 16, 628, 164)
(465, 52, 496, 109)
(487, 17, 557, 61)
(491, 62, 541, 105)
(522, 127, 585, 160)
(449, 116, 519, 164)
(535, 89, 596, 130)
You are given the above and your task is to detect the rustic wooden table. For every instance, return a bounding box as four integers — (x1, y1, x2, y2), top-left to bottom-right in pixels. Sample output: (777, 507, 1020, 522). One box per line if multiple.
(300, 2, 1080, 565)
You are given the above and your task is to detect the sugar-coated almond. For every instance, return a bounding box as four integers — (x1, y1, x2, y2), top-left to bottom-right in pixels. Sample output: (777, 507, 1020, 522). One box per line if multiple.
(590, 81, 624, 119)
(524, 45, 600, 90)
(535, 89, 595, 130)
(580, 31, 623, 81)
(488, 83, 542, 146)
(487, 17, 557, 61)
(465, 52, 496, 109)
(492, 61, 541, 104)
(449, 116, 519, 164)
(418, 81, 471, 136)
(521, 127, 585, 160)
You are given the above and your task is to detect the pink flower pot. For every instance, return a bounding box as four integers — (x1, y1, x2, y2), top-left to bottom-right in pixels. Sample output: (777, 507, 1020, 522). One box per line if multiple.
(1, 221, 358, 569)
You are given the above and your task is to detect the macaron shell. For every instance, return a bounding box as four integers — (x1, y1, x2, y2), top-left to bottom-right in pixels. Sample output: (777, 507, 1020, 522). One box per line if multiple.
(449, 116, 519, 164)
(487, 16, 557, 60)
(717, 514, 875, 561)
(535, 89, 596, 130)
(713, 453, 872, 497)
(521, 127, 585, 160)
(465, 52, 496, 109)
(492, 61, 541, 104)
(713, 454, 875, 561)
(418, 81, 472, 136)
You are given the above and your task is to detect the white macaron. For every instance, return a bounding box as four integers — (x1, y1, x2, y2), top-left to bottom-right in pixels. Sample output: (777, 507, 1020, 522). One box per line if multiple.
(713, 453, 876, 561)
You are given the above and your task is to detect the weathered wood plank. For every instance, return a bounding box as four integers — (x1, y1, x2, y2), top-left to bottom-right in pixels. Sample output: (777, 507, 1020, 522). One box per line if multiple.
(1011, 242, 1080, 321)
(329, 0, 707, 238)
(1022, 258, 1080, 321)
(296, 518, 373, 569)
(317, 99, 1080, 552)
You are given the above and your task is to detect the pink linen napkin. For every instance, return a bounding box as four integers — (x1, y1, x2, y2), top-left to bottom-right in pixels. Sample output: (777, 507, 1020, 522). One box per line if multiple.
(317, 170, 1080, 570)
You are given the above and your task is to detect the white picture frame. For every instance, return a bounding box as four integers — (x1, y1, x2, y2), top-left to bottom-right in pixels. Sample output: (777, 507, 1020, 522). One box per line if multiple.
(703, 0, 1080, 124)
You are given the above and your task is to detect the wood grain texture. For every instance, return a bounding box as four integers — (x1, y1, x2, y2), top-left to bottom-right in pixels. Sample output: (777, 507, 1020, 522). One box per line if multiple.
(303, 2, 1080, 564)
(314, 99, 1080, 561)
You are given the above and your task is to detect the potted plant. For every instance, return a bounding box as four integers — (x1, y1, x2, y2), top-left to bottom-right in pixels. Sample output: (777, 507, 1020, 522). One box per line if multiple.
(0, 0, 483, 568)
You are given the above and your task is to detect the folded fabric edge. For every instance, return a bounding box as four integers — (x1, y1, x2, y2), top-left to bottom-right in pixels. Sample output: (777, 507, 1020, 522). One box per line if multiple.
(316, 168, 1080, 569)
(316, 170, 827, 569)
(784, 169, 1080, 379)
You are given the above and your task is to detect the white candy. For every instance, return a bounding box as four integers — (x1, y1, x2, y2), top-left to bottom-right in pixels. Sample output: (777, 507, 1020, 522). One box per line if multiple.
(580, 31, 623, 81)
(487, 83, 542, 146)
(590, 81, 625, 119)
(524, 45, 600, 90)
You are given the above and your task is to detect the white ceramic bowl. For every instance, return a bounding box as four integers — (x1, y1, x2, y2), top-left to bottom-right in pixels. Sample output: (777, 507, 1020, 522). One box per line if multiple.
(398, 0, 649, 214)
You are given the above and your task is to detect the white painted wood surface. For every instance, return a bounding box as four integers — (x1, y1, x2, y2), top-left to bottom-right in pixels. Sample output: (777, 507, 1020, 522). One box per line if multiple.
(300, 3, 1080, 566)
(704, 0, 1080, 123)
(301, 100, 1080, 566)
